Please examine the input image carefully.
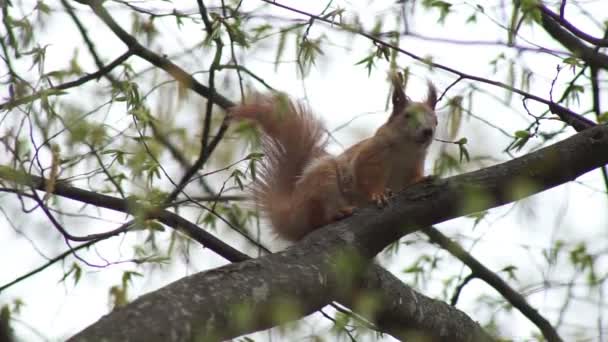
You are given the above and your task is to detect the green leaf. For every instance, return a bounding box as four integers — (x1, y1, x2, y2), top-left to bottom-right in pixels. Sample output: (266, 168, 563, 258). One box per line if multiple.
(355, 53, 376, 76)
(563, 57, 584, 68)
(370, 18, 383, 38)
(225, 20, 249, 47)
(297, 35, 325, 76)
(466, 210, 487, 228)
(35, 1, 51, 14)
(146, 221, 165, 232)
(520, 0, 542, 23)
(173, 10, 184, 28)
(500, 265, 518, 280)
(458, 144, 470, 163)
(274, 29, 288, 72)
(59, 262, 82, 286)
(510, 130, 531, 152)
(448, 96, 463, 139)
(122, 271, 143, 288)
(232, 169, 245, 190)
(423, 0, 453, 23)
(248, 158, 257, 180)
(251, 23, 273, 39)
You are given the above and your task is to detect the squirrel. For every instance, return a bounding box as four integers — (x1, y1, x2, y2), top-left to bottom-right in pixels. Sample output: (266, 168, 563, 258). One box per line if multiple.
(229, 74, 438, 241)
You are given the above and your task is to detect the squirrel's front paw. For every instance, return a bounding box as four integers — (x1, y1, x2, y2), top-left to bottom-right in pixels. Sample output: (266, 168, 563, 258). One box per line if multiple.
(332, 206, 356, 221)
(371, 189, 392, 208)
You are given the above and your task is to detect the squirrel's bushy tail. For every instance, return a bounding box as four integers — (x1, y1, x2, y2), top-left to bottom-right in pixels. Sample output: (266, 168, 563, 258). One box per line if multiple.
(230, 93, 329, 240)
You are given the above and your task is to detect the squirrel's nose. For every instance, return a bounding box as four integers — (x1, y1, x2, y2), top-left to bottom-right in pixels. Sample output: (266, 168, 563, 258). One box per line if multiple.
(422, 128, 434, 138)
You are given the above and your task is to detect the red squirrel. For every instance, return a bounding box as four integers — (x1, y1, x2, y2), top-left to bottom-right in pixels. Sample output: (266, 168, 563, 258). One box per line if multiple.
(230, 74, 438, 241)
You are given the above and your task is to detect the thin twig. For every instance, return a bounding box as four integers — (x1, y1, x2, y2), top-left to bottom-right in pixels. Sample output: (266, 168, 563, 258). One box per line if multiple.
(0, 50, 133, 111)
(260, 0, 596, 132)
(60, 0, 118, 84)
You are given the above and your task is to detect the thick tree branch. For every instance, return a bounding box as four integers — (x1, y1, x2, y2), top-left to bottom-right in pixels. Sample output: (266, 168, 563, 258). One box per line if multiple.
(539, 5, 608, 47)
(67, 229, 493, 342)
(539, 7, 608, 71)
(68, 123, 608, 340)
(336, 264, 494, 341)
(0, 168, 490, 341)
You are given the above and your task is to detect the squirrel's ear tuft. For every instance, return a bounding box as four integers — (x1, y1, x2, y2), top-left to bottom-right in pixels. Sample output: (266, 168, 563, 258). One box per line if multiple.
(426, 82, 438, 110)
(391, 72, 408, 114)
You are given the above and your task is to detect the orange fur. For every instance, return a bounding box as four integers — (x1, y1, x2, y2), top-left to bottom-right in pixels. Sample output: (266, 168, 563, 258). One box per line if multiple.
(230, 76, 438, 241)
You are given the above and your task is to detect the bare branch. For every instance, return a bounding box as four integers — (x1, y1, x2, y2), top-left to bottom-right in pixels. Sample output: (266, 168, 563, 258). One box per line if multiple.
(539, 6, 608, 71)
(60, 0, 119, 84)
(0, 166, 249, 263)
(539, 5, 608, 47)
(77, 0, 234, 109)
(0, 50, 132, 111)
(259, 0, 596, 131)
(424, 226, 563, 342)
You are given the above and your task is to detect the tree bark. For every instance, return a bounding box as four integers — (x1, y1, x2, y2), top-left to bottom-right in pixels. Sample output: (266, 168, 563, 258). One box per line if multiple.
(66, 125, 608, 341)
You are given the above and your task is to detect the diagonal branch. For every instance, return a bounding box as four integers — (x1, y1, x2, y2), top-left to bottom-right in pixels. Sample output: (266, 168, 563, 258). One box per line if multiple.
(77, 0, 234, 109)
(0, 50, 132, 111)
(539, 4, 608, 47)
(73, 0, 234, 203)
(260, 0, 596, 132)
(0, 166, 249, 263)
(61, 0, 119, 84)
(0, 167, 491, 341)
(424, 226, 563, 342)
(539, 6, 608, 70)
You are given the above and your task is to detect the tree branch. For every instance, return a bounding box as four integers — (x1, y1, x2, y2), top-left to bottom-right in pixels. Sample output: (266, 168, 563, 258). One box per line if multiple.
(72, 0, 234, 204)
(61, 0, 119, 84)
(0, 50, 132, 111)
(0, 166, 249, 263)
(260, 0, 596, 131)
(67, 229, 494, 342)
(424, 226, 563, 342)
(76, 0, 234, 110)
(539, 6, 608, 71)
(336, 264, 494, 341)
(0, 167, 493, 341)
(538, 4, 608, 47)
(68, 122, 608, 340)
